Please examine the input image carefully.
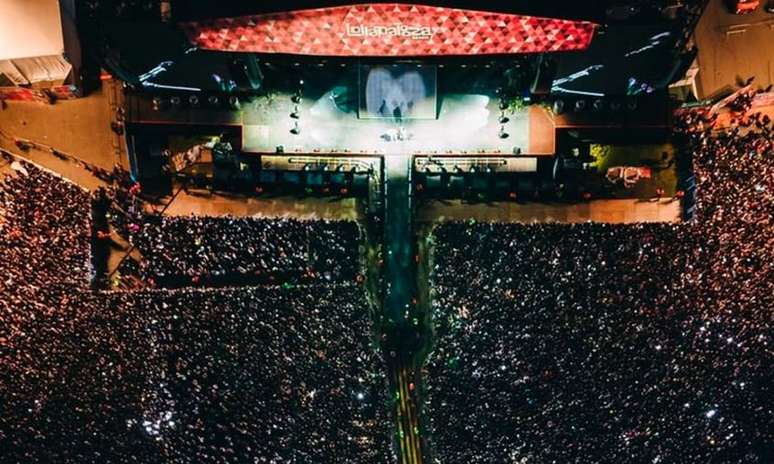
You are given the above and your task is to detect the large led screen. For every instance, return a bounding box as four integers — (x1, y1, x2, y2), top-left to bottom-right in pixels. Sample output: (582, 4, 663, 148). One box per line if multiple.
(358, 64, 437, 120)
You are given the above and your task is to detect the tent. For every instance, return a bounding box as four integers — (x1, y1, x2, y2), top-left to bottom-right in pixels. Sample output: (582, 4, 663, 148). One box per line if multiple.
(0, 0, 72, 87)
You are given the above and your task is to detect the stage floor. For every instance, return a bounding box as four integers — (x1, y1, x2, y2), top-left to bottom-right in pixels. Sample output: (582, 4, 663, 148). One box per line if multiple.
(242, 92, 548, 155)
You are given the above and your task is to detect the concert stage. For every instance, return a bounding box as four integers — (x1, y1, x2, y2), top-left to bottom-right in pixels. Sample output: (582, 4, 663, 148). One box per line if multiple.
(241, 90, 538, 155)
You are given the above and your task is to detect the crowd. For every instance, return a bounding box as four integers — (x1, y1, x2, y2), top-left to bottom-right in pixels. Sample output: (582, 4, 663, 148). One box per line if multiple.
(130, 215, 361, 286)
(425, 99, 773, 463)
(0, 162, 395, 463)
(2, 286, 394, 463)
(0, 161, 91, 326)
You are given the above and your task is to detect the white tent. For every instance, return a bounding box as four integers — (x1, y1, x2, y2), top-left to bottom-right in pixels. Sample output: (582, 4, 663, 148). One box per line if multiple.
(0, 0, 70, 86)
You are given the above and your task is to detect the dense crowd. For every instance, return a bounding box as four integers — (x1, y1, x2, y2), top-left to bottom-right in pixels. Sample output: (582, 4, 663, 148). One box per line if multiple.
(2, 286, 394, 463)
(425, 101, 773, 463)
(0, 162, 92, 338)
(130, 215, 360, 286)
(0, 162, 394, 463)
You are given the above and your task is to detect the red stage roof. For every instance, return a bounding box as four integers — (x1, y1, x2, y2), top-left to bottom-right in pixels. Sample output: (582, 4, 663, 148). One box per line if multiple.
(181, 3, 597, 57)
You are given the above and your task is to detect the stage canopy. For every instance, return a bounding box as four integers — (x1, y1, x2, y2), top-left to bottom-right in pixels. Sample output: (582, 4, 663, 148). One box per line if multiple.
(182, 3, 597, 57)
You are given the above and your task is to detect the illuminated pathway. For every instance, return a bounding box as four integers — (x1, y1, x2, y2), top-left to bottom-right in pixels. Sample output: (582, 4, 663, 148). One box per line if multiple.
(381, 151, 423, 464)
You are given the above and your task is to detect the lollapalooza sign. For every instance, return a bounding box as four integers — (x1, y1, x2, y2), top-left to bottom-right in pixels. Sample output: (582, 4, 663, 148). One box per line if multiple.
(345, 23, 436, 40)
(183, 4, 597, 56)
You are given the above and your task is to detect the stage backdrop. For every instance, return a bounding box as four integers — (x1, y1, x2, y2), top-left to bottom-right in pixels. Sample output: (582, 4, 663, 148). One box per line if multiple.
(181, 3, 596, 57)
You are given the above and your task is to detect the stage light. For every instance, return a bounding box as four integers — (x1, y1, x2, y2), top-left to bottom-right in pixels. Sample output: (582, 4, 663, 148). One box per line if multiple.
(498, 114, 510, 124)
(170, 96, 181, 107)
(290, 105, 300, 119)
(498, 126, 509, 139)
(470, 166, 477, 173)
(485, 166, 493, 173)
(290, 121, 301, 135)
(291, 94, 302, 104)
(299, 79, 305, 86)
(208, 95, 219, 106)
(188, 95, 199, 107)
(593, 99, 604, 111)
(574, 99, 587, 111)
(553, 99, 565, 114)
(228, 96, 240, 109)
(152, 97, 165, 111)
(336, 164, 344, 172)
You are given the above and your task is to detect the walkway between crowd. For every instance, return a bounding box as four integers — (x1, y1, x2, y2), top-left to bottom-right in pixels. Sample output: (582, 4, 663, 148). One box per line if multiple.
(392, 362, 423, 464)
(383, 153, 417, 324)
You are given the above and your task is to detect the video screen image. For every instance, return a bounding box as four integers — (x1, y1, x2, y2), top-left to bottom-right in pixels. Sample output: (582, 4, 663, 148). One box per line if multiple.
(359, 64, 438, 120)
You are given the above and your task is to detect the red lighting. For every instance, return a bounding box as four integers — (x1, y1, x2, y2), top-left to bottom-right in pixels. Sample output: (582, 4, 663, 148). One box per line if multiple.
(182, 4, 597, 57)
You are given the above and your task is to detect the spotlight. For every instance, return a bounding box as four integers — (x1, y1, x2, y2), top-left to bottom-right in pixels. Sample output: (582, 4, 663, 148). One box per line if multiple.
(207, 95, 219, 106)
(470, 166, 477, 173)
(593, 99, 604, 111)
(498, 114, 510, 124)
(188, 95, 200, 107)
(498, 126, 509, 139)
(553, 99, 565, 114)
(291, 94, 302, 104)
(290, 105, 300, 119)
(574, 99, 587, 112)
(499, 101, 509, 111)
(290, 121, 301, 135)
(336, 164, 344, 172)
(228, 95, 240, 109)
(152, 96, 165, 111)
(170, 96, 181, 107)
